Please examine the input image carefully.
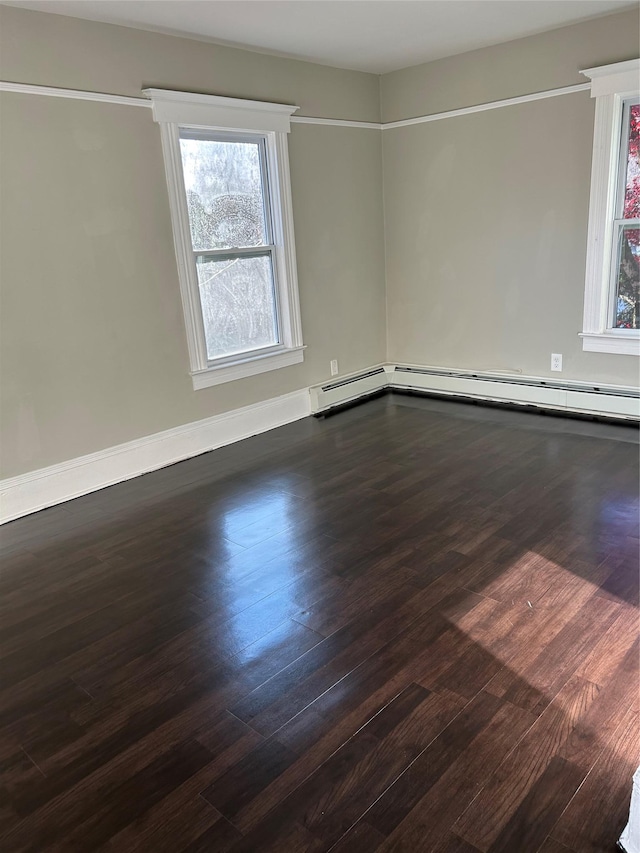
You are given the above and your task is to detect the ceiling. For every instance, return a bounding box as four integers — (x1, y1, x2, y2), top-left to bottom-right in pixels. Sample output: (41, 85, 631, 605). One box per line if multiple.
(3, 0, 635, 74)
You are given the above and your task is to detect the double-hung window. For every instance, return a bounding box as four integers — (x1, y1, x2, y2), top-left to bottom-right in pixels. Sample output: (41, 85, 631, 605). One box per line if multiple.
(145, 89, 304, 388)
(581, 60, 640, 355)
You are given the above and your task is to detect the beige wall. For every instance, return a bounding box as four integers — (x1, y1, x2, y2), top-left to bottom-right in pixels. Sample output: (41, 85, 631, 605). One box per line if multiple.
(1, 6, 638, 480)
(0, 8, 386, 477)
(0, 5, 380, 122)
(380, 8, 640, 122)
(382, 9, 640, 386)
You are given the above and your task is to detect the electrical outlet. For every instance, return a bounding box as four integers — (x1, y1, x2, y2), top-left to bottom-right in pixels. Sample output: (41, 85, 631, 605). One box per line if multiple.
(551, 353, 563, 372)
(330, 359, 339, 376)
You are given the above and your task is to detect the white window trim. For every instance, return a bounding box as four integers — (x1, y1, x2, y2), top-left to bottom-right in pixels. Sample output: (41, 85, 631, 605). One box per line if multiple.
(580, 60, 640, 356)
(144, 89, 305, 389)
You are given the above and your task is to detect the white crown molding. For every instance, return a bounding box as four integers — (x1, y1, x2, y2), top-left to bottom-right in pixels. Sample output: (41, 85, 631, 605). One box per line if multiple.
(2, 80, 592, 130)
(0, 80, 150, 108)
(143, 88, 299, 115)
(291, 116, 382, 130)
(0, 389, 311, 524)
(582, 59, 640, 78)
(143, 88, 299, 132)
(581, 59, 640, 98)
(382, 82, 591, 130)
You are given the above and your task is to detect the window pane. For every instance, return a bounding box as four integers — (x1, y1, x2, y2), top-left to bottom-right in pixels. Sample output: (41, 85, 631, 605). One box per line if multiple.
(196, 254, 279, 359)
(623, 103, 640, 219)
(179, 137, 268, 251)
(614, 225, 640, 329)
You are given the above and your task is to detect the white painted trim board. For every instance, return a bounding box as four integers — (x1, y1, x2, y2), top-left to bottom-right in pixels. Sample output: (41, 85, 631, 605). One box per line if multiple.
(0, 389, 311, 525)
(3, 365, 638, 524)
(382, 82, 591, 129)
(0, 81, 150, 108)
(1, 79, 590, 129)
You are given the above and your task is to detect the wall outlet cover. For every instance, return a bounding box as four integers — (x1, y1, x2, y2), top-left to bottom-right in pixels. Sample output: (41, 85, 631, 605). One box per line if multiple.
(551, 353, 563, 372)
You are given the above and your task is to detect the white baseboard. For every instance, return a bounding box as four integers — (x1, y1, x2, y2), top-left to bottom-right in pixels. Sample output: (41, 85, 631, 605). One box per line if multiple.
(4, 364, 638, 525)
(0, 389, 311, 524)
(310, 362, 640, 420)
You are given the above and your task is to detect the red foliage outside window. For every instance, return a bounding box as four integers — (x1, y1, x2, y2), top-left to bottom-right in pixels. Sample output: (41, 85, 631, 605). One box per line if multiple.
(623, 103, 640, 221)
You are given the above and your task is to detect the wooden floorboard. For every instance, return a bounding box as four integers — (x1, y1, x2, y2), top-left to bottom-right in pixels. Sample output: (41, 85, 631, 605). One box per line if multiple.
(0, 395, 638, 852)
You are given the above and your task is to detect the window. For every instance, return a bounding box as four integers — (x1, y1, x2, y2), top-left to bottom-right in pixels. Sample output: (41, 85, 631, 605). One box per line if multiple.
(581, 60, 640, 355)
(145, 89, 304, 388)
(612, 100, 639, 330)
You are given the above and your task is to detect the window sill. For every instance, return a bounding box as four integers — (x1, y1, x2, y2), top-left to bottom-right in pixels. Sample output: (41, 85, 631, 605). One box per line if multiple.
(191, 346, 305, 390)
(580, 332, 640, 355)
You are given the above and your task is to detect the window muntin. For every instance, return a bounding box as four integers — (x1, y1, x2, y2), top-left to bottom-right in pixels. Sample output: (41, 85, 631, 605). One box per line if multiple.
(178, 130, 281, 362)
(612, 100, 640, 330)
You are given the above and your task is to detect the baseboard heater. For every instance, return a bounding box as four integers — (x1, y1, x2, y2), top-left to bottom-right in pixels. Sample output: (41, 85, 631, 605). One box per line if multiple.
(310, 365, 390, 413)
(310, 364, 639, 421)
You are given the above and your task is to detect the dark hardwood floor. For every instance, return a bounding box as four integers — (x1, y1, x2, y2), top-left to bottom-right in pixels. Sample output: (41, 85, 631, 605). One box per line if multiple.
(0, 394, 638, 852)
